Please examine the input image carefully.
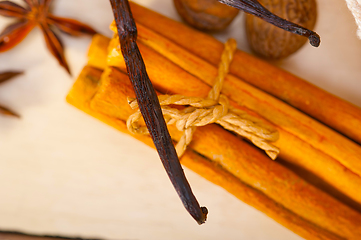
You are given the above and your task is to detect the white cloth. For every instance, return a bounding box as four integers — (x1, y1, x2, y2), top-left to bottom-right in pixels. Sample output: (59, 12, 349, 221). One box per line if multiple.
(345, 0, 361, 38)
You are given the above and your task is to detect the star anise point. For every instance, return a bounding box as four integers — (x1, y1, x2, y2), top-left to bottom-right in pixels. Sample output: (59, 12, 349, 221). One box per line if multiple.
(0, 0, 97, 74)
(0, 70, 23, 118)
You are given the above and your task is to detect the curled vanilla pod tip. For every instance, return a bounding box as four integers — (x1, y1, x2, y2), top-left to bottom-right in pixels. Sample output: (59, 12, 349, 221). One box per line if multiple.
(218, 0, 321, 47)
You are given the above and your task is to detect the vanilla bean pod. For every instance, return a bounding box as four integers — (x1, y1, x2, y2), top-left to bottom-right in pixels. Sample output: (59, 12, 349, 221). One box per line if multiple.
(109, 0, 207, 224)
(218, 0, 320, 47)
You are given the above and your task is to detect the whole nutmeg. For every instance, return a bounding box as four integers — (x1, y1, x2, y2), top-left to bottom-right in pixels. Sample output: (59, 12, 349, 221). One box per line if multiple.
(173, 0, 239, 31)
(245, 0, 318, 60)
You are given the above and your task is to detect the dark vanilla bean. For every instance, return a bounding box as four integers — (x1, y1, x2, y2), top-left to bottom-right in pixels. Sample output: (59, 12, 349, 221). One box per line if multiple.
(109, 0, 207, 224)
(218, 0, 320, 47)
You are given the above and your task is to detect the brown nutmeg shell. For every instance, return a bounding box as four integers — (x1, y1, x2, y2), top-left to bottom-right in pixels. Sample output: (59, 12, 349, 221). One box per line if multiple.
(245, 0, 318, 60)
(173, 0, 239, 31)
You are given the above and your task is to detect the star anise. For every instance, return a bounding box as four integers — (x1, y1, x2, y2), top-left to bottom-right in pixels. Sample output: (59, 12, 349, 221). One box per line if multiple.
(0, 0, 97, 75)
(0, 71, 23, 118)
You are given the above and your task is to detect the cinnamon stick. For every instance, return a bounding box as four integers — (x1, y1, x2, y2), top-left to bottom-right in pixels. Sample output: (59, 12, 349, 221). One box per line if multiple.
(66, 65, 344, 240)
(127, 2, 361, 146)
(119, 23, 361, 180)
(87, 34, 110, 70)
(87, 66, 361, 239)
(106, 35, 361, 207)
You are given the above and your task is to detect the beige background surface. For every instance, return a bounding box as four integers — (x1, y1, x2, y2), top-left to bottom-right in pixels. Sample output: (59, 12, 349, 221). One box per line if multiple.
(0, 0, 360, 239)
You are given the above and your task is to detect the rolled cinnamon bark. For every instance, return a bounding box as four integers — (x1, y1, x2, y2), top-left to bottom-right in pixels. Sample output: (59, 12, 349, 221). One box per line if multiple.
(67, 65, 344, 240)
(82, 31, 360, 239)
(127, 2, 361, 147)
(88, 66, 361, 239)
(106, 35, 361, 208)
(87, 34, 110, 70)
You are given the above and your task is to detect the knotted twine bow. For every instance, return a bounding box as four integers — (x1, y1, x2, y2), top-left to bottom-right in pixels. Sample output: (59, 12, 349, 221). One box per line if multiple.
(127, 39, 280, 160)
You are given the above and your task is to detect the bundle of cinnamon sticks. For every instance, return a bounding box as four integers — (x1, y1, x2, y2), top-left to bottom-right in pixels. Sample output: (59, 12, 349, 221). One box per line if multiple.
(67, 2, 361, 239)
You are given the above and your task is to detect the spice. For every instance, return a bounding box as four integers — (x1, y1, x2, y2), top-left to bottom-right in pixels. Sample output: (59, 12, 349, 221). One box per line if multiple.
(0, 71, 23, 118)
(70, 3, 361, 236)
(107, 21, 361, 207)
(108, 0, 320, 225)
(87, 34, 109, 70)
(67, 63, 361, 239)
(67, 65, 346, 240)
(0, 0, 96, 75)
(173, 0, 239, 31)
(128, 2, 361, 146)
(121, 15, 361, 189)
(126, 39, 280, 160)
(245, 0, 318, 59)
(109, 0, 207, 224)
(218, 0, 320, 47)
(0, 71, 23, 84)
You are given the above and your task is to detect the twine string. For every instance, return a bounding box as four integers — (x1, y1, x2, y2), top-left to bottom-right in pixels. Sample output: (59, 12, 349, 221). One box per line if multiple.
(127, 39, 280, 160)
